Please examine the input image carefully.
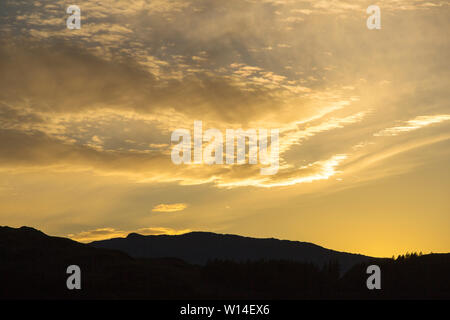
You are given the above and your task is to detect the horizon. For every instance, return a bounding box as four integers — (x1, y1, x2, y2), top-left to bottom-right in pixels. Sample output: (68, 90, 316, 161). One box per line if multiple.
(0, 0, 449, 259)
(2, 224, 443, 259)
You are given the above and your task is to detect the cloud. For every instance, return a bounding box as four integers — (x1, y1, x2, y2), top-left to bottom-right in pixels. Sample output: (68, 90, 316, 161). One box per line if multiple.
(0, 40, 303, 125)
(0, 125, 356, 189)
(0, 31, 371, 190)
(342, 133, 450, 184)
(213, 154, 347, 188)
(152, 203, 188, 212)
(374, 115, 450, 137)
(0, 0, 448, 193)
(278, 110, 369, 155)
(68, 226, 191, 242)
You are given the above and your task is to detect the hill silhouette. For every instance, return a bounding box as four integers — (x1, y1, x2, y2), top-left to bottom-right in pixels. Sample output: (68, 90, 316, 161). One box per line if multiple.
(1, 226, 449, 299)
(90, 231, 370, 272)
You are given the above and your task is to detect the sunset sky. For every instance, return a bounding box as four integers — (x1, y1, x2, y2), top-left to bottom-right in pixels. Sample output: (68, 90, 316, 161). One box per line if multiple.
(0, 0, 449, 257)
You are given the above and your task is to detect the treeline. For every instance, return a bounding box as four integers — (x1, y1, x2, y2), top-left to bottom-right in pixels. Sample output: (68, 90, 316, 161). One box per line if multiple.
(201, 259, 341, 298)
(1, 226, 448, 299)
(199, 253, 449, 299)
(2, 254, 449, 299)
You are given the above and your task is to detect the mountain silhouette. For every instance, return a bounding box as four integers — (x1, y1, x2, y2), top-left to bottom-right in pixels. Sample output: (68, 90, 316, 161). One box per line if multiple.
(1, 226, 449, 299)
(0, 226, 196, 299)
(90, 231, 370, 272)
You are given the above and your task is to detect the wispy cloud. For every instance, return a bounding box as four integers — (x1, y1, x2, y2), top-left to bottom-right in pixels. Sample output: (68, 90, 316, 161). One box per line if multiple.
(152, 203, 188, 212)
(68, 226, 191, 242)
(215, 154, 347, 188)
(374, 115, 450, 137)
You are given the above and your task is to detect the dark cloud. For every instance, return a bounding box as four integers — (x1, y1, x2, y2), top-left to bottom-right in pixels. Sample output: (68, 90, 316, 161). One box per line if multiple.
(0, 39, 285, 123)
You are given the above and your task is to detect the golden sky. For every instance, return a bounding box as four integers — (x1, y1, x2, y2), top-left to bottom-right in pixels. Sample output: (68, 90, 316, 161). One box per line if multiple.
(0, 0, 449, 257)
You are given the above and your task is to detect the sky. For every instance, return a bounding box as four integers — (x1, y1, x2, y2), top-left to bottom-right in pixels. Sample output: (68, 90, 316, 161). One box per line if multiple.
(0, 0, 449, 257)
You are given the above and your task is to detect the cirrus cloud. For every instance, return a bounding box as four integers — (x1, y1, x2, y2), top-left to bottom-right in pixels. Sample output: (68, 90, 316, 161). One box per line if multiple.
(152, 203, 188, 212)
(68, 226, 191, 243)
